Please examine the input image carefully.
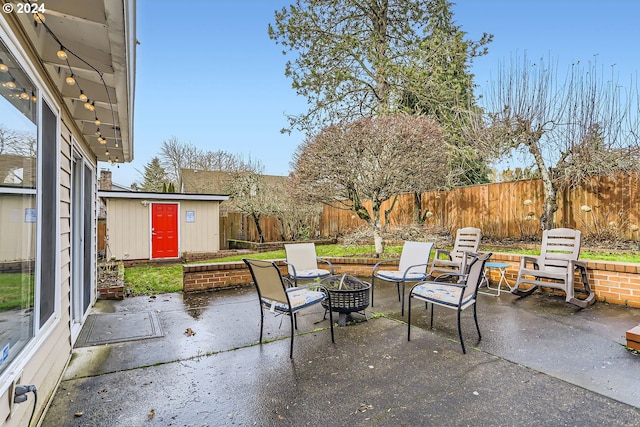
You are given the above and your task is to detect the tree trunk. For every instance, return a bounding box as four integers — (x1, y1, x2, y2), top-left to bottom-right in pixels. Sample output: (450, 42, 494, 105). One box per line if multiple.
(372, 202, 384, 255)
(414, 192, 424, 224)
(529, 139, 558, 230)
(540, 180, 558, 230)
(252, 214, 264, 243)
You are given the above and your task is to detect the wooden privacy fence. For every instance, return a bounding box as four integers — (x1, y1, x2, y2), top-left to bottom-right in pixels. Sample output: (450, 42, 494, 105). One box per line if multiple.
(318, 173, 640, 241)
(218, 173, 640, 245)
(219, 211, 282, 248)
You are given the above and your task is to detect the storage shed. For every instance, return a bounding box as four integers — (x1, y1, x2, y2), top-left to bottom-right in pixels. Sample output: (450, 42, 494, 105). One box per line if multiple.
(99, 191, 229, 261)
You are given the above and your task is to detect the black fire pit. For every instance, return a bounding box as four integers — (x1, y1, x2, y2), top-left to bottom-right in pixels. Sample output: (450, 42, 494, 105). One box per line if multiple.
(320, 274, 370, 326)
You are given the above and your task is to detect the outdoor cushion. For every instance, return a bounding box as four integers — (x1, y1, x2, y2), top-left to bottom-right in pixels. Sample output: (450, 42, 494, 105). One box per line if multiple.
(376, 270, 427, 281)
(261, 287, 326, 313)
(294, 268, 332, 279)
(411, 283, 473, 307)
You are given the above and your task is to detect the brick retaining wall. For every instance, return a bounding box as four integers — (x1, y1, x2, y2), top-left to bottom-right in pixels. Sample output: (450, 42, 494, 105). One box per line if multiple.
(182, 254, 640, 308)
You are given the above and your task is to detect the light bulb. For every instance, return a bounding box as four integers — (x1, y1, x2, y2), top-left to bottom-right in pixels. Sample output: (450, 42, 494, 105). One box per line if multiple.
(79, 91, 87, 102)
(95, 128, 101, 136)
(105, 149, 110, 156)
(89, 101, 95, 111)
(6, 79, 16, 89)
(20, 90, 30, 100)
(66, 74, 76, 85)
(0, 61, 7, 73)
(94, 117, 101, 126)
(33, 13, 45, 24)
(56, 48, 67, 60)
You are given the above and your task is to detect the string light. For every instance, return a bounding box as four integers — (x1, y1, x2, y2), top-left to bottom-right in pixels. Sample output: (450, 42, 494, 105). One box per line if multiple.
(37, 11, 122, 161)
(0, 60, 7, 72)
(20, 89, 30, 100)
(56, 46, 67, 60)
(5, 78, 16, 89)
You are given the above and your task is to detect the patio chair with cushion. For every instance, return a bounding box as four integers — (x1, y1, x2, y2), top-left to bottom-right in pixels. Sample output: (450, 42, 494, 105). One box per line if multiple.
(244, 258, 335, 358)
(371, 241, 434, 316)
(429, 227, 482, 278)
(284, 242, 334, 286)
(408, 252, 492, 354)
(511, 228, 595, 308)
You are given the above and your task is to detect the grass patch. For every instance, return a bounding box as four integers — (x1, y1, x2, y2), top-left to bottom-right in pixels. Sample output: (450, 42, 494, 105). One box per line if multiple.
(0, 272, 33, 311)
(124, 263, 183, 296)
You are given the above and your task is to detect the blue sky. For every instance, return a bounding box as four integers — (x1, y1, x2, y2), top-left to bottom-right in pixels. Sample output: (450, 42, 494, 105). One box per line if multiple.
(105, 0, 640, 187)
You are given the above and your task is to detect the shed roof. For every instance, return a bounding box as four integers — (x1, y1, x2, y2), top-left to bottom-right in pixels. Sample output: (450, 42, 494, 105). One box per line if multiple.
(98, 190, 229, 202)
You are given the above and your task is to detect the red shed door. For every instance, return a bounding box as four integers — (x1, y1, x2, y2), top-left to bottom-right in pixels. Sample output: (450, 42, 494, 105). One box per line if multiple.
(151, 203, 178, 258)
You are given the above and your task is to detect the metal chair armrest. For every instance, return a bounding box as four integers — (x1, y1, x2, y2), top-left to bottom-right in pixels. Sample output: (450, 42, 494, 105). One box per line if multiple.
(316, 257, 335, 274)
(402, 262, 432, 279)
(283, 261, 298, 287)
(372, 258, 400, 275)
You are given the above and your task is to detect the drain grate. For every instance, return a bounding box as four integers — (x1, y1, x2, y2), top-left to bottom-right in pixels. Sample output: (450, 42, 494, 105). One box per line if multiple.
(75, 311, 163, 348)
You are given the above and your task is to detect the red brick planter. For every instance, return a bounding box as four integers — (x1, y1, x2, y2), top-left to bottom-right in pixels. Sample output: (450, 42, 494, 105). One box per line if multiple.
(183, 254, 640, 308)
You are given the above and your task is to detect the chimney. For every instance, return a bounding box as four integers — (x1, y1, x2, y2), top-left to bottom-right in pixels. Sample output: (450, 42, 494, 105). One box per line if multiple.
(100, 169, 112, 190)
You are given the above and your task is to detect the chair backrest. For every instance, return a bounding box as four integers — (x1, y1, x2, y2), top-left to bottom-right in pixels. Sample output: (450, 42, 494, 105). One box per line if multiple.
(398, 241, 434, 274)
(450, 227, 482, 262)
(285, 243, 319, 275)
(539, 228, 582, 272)
(244, 259, 288, 304)
(461, 252, 492, 300)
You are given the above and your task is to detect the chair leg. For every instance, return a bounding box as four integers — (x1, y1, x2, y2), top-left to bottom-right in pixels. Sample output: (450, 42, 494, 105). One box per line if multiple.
(473, 303, 481, 339)
(370, 274, 375, 307)
(293, 313, 298, 330)
(396, 282, 401, 302)
(401, 281, 408, 317)
(259, 309, 264, 344)
(327, 298, 335, 344)
(430, 304, 434, 328)
(289, 313, 295, 358)
(457, 309, 466, 354)
(407, 294, 412, 341)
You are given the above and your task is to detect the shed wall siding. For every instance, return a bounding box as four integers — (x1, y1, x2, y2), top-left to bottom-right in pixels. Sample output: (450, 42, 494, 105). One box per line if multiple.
(180, 201, 220, 254)
(106, 199, 150, 260)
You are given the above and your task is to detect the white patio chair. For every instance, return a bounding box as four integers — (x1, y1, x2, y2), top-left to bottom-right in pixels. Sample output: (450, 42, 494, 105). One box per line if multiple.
(408, 252, 492, 354)
(284, 243, 334, 286)
(244, 258, 335, 358)
(371, 241, 434, 316)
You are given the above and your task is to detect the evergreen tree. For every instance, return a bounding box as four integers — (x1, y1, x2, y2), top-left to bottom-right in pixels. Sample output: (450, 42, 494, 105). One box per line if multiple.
(139, 157, 169, 192)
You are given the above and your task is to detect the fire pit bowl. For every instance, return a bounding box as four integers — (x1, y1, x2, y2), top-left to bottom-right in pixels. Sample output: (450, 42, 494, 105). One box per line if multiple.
(319, 274, 370, 326)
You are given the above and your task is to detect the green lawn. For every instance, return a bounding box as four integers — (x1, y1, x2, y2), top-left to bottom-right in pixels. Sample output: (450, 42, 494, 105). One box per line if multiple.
(120, 244, 640, 296)
(0, 272, 33, 311)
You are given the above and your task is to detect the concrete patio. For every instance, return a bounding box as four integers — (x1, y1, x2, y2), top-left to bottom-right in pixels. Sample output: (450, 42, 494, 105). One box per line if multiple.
(41, 282, 640, 426)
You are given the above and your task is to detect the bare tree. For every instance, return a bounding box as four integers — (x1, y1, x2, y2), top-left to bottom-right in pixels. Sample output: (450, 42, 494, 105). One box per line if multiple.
(159, 137, 245, 188)
(467, 55, 640, 230)
(0, 125, 36, 157)
(292, 114, 449, 254)
(271, 176, 323, 241)
(224, 160, 278, 243)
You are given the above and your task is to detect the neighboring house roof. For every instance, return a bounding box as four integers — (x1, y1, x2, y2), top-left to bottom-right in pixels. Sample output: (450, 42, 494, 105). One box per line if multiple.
(181, 169, 288, 194)
(9, 0, 136, 164)
(98, 190, 229, 202)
